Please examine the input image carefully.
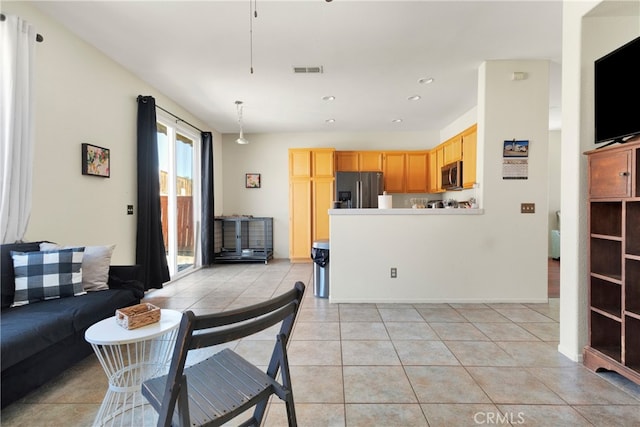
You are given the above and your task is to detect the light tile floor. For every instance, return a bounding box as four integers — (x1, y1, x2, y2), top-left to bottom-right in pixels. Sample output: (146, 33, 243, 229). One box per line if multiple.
(2, 260, 640, 426)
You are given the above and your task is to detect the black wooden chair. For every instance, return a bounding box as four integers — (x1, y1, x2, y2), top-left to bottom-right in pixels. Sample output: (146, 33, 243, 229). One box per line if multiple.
(142, 281, 306, 427)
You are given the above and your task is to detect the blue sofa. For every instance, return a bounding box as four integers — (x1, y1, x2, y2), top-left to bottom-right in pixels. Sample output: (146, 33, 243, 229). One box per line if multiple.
(0, 241, 143, 408)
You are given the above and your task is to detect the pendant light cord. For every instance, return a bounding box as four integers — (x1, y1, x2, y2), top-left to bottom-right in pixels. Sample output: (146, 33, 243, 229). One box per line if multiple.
(249, 0, 257, 74)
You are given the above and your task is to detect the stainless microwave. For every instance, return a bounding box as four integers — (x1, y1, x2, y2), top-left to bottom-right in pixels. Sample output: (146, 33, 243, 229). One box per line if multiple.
(441, 161, 463, 190)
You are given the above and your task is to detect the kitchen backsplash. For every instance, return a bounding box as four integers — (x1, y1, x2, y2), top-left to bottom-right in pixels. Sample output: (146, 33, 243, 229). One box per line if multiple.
(391, 189, 477, 208)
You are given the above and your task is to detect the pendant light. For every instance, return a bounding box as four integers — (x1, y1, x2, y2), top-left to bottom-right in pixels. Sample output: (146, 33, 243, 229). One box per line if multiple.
(235, 100, 249, 144)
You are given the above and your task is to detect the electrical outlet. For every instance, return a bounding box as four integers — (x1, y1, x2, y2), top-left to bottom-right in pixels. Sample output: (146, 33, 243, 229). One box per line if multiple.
(390, 268, 397, 278)
(521, 203, 535, 214)
(127, 205, 134, 215)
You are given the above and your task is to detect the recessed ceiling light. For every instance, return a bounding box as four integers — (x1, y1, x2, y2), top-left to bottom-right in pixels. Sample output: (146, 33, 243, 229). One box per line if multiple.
(322, 95, 335, 101)
(418, 77, 434, 85)
(408, 95, 421, 101)
(392, 119, 403, 123)
(326, 118, 335, 123)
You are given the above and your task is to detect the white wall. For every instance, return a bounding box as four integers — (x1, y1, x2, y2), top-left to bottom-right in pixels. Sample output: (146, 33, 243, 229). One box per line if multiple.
(558, 0, 640, 362)
(548, 130, 562, 251)
(477, 59, 550, 298)
(329, 210, 550, 303)
(4, 2, 223, 264)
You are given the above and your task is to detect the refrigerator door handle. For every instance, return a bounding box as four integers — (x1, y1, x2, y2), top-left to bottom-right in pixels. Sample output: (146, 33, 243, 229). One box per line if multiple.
(356, 181, 361, 208)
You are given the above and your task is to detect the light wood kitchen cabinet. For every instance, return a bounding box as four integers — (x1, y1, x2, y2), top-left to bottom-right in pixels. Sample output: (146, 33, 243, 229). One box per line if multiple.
(339, 150, 429, 193)
(428, 123, 477, 191)
(443, 135, 463, 165)
(383, 151, 406, 193)
(335, 151, 358, 171)
(583, 140, 640, 386)
(313, 149, 335, 178)
(312, 177, 334, 242)
(462, 124, 477, 189)
(386, 151, 431, 194)
(335, 151, 383, 172)
(289, 149, 312, 178)
(359, 151, 384, 171)
(405, 151, 429, 193)
(288, 148, 335, 262)
(428, 147, 444, 193)
(289, 177, 311, 262)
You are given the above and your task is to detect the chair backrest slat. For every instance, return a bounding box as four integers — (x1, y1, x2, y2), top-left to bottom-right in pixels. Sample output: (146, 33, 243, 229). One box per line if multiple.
(191, 283, 304, 330)
(189, 300, 298, 349)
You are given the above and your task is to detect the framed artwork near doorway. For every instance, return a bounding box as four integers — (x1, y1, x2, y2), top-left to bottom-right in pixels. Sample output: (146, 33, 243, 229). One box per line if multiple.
(246, 173, 261, 188)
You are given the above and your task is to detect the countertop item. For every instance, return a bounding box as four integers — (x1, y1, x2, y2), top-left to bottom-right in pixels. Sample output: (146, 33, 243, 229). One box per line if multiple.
(378, 193, 393, 209)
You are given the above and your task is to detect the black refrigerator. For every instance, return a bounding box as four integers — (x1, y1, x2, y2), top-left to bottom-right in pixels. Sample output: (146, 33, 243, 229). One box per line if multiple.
(335, 171, 384, 208)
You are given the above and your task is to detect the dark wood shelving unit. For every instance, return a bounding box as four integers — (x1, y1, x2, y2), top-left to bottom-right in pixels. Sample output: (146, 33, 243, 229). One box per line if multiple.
(584, 140, 640, 385)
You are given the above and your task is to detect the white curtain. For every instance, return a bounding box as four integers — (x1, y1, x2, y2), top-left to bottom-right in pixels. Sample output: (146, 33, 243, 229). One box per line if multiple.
(0, 14, 36, 243)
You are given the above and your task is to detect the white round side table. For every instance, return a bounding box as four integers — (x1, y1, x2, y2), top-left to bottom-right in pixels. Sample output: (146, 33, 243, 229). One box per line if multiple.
(85, 309, 182, 427)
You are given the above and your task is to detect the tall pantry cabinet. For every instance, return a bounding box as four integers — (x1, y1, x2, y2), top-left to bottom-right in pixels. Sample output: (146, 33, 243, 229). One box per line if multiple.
(584, 140, 640, 385)
(289, 148, 335, 262)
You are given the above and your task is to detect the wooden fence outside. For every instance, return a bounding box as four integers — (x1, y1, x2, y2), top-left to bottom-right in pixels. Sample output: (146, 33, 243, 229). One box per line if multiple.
(160, 195, 194, 255)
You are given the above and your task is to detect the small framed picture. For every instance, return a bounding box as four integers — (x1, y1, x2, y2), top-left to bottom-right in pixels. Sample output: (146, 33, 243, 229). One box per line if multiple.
(82, 143, 110, 177)
(503, 140, 529, 158)
(246, 173, 261, 188)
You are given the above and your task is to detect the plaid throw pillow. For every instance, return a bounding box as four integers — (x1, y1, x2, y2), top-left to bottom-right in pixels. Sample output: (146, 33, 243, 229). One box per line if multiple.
(10, 248, 86, 307)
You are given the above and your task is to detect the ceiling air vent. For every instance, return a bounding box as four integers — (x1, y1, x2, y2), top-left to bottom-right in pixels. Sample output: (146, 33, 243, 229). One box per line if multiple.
(293, 66, 324, 74)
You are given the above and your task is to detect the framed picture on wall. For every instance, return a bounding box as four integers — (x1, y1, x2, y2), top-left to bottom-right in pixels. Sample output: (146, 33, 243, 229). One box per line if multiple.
(246, 173, 261, 188)
(81, 143, 110, 177)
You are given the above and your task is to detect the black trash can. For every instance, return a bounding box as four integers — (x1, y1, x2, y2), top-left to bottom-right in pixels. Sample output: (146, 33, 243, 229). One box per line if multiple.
(311, 239, 330, 298)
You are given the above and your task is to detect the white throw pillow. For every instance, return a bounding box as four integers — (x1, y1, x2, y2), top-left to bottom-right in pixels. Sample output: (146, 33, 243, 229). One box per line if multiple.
(40, 243, 115, 291)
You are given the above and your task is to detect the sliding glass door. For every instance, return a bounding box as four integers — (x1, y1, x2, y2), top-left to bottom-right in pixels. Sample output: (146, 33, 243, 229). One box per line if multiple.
(156, 114, 201, 278)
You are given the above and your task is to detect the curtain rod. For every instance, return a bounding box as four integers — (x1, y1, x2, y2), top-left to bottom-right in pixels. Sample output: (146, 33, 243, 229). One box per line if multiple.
(0, 14, 44, 42)
(156, 104, 206, 134)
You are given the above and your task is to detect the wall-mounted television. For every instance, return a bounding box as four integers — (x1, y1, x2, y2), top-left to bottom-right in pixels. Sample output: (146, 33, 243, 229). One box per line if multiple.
(594, 35, 640, 146)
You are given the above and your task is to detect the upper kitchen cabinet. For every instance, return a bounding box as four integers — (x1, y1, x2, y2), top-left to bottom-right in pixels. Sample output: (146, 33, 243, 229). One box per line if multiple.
(360, 151, 384, 171)
(313, 149, 336, 177)
(405, 151, 429, 193)
(383, 151, 407, 193)
(289, 149, 312, 178)
(443, 135, 463, 165)
(462, 124, 477, 189)
(335, 151, 358, 171)
(290, 148, 334, 178)
(382, 151, 430, 194)
(335, 151, 383, 172)
(428, 123, 477, 191)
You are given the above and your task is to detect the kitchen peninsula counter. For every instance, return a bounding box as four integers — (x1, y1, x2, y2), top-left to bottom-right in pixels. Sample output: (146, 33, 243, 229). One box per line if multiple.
(329, 208, 484, 215)
(328, 207, 546, 304)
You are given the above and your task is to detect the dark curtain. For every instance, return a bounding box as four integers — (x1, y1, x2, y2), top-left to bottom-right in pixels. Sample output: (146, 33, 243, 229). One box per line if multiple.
(201, 131, 215, 265)
(136, 95, 170, 290)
